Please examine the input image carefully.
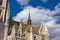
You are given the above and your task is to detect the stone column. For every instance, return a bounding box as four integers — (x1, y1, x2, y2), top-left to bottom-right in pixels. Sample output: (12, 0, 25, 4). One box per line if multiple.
(26, 27, 33, 40)
(30, 27, 33, 40)
(4, 0, 9, 40)
(4, 24, 8, 40)
(19, 22, 23, 39)
(5, 1, 9, 25)
(1, 0, 7, 22)
(0, 1, 5, 21)
(41, 24, 50, 40)
(38, 25, 42, 40)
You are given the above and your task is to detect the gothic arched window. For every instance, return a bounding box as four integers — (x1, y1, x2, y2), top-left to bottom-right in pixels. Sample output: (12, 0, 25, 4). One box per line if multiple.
(41, 35, 45, 40)
(34, 36, 36, 40)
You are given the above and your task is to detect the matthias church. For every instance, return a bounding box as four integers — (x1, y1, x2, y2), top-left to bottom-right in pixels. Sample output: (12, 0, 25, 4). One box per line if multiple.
(0, 0, 50, 40)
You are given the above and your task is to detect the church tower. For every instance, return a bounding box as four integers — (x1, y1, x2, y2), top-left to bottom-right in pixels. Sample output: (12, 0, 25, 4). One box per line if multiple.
(27, 11, 32, 25)
(41, 24, 50, 40)
(1, 0, 9, 40)
(0, 0, 9, 23)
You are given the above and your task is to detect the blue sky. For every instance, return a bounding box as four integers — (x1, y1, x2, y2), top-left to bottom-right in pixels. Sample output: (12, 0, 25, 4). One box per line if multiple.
(10, 0, 60, 40)
(10, 0, 60, 18)
(10, 0, 60, 23)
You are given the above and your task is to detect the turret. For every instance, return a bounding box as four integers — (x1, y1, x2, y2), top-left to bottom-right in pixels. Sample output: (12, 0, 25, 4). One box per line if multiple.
(41, 24, 50, 40)
(19, 19, 23, 39)
(3, 0, 9, 40)
(27, 11, 32, 25)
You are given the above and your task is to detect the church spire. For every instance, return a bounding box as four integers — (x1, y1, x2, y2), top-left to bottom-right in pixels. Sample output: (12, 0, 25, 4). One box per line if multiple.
(27, 10, 32, 25)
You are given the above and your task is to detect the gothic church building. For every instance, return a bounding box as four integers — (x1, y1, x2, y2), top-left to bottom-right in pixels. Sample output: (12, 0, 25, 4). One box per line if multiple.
(0, 0, 50, 40)
(7, 13, 50, 40)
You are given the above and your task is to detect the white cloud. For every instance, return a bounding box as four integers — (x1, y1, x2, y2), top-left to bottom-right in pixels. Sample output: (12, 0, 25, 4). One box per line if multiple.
(55, 3, 60, 13)
(55, 3, 60, 9)
(13, 6, 54, 25)
(13, 4, 60, 24)
(12, 3, 60, 40)
(46, 20, 56, 27)
(16, 0, 30, 6)
(52, 35, 60, 40)
(46, 20, 60, 40)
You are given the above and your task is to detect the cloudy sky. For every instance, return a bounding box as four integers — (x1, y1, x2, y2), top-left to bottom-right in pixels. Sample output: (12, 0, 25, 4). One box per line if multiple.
(10, 0, 60, 40)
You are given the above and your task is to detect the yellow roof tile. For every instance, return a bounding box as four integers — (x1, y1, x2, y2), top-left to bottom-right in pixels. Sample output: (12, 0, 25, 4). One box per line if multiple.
(26, 25, 31, 30)
(32, 25, 42, 32)
(19, 23, 42, 32)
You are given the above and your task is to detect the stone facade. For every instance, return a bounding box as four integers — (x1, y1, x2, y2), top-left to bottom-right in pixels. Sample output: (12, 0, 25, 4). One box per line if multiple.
(7, 22, 50, 40)
(7, 13, 50, 40)
(0, 0, 9, 40)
